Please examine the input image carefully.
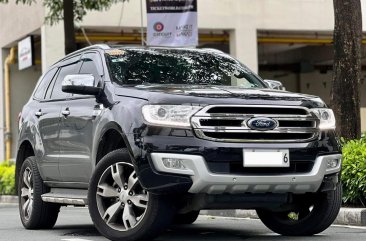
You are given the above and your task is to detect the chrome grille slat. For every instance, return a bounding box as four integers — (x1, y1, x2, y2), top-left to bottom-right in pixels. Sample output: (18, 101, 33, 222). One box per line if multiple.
(198, 128, 318, 133)
(192, 105, 320, 143)
(194, 116, 317, 120)
(196, 114, 313, 118)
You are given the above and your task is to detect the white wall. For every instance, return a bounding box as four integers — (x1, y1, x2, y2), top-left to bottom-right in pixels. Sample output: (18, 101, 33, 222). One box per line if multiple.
(9, 63, 41, 158)
(80, 0, 337, 31)
(41, 23, 65, 71)
(0, 50, 5, 160)
(0, 1, 44, 48)
(255, 0, 334, 31)
(260, 71, 299, 93)
(261, 70, 333, 104)
(300, 71, 333, 103)
(360, 78, 366, 132)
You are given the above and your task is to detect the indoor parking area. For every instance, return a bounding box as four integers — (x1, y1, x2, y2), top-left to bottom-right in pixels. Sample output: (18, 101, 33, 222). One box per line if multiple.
(257, 30, 366, 129)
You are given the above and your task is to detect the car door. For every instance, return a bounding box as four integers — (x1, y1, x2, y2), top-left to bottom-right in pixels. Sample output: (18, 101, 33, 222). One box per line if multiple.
(41, 56, 82, 183)
(32, 67, 62, 181)
(58, 52, 104, 183)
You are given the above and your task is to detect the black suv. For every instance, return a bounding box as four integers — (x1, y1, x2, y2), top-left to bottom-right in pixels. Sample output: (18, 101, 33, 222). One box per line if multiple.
(16, 44, 342, 241)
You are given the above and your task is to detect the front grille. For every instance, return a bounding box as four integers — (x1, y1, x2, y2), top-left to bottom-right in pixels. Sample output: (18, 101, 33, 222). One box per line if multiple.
(191, 105, 319, 142)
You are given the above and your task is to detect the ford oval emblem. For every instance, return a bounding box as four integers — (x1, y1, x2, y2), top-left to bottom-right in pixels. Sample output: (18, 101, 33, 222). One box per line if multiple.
(247, 117, 278, 131)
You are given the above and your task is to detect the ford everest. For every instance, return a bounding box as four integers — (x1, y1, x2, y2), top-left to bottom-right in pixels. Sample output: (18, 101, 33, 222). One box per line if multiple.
(16, 44, 342, 241)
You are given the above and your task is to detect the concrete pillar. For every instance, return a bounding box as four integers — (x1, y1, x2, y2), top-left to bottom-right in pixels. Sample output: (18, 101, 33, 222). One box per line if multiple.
(229, 27, 258, 73)
(0, 49, 5, 161)
(361, 108, 366, 132)
(41, 23, 65, 73)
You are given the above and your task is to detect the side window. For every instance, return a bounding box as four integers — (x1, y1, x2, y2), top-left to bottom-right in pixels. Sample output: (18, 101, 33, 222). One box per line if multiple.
(50, 62, 79, 100)
(44, 68, 59, 100)
(72, 53, 102, 98)
(79, 55, 100, 79)
(33, 68, 58, 100)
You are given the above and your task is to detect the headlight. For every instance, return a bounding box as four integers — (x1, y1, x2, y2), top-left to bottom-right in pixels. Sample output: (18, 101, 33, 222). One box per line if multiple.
(310, 108, 336, 129)
(142, 105, 202, 127)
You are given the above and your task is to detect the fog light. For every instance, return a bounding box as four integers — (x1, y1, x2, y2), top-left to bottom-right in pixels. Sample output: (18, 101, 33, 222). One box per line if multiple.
(327, 159, 339, 169)
(162, 158, 187, 170)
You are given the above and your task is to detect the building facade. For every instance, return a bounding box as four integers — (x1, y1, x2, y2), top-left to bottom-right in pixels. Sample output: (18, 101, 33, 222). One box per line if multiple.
(1, 0, 366, 159)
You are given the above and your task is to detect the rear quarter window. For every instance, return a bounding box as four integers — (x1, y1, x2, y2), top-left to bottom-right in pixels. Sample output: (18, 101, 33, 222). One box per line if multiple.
(33, 68, 58, 100)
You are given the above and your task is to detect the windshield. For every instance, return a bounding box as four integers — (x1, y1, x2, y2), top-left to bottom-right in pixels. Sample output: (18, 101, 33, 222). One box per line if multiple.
(105, 48, 266, 88)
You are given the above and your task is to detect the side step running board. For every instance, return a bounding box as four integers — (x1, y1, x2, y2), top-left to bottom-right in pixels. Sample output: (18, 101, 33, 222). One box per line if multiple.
(41, 188, 88, 206)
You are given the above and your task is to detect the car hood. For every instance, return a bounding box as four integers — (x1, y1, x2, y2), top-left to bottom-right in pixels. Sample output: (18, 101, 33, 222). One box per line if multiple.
(114, 84, 327, 108)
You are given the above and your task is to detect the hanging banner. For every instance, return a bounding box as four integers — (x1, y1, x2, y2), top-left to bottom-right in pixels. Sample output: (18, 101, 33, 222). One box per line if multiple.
(146, 0, 198, 47)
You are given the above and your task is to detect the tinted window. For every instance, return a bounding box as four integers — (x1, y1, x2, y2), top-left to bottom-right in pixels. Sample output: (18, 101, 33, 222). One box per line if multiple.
(79, 54, 100, 78)
(50, 62, 79, 99)
(44, 69, 59, 100)
(105, 49, 265, 88)
(34, 68, 57, 100)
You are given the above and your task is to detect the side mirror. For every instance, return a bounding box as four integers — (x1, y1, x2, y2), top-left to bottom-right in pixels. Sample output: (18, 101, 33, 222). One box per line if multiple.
(264, 79, 286, 91)
(62, 74, 101, 95)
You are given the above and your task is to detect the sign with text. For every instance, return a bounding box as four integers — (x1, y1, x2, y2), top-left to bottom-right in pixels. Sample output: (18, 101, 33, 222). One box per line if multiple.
(146, 0, 198, 47)
(18, 36, 34, 70)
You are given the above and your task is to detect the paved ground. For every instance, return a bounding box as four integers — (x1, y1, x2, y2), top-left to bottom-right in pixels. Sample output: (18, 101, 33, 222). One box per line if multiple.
(1, 204, 366, 241)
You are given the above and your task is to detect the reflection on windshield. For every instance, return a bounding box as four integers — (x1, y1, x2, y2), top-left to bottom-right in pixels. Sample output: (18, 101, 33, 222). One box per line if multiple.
(105, 48, 265, 88)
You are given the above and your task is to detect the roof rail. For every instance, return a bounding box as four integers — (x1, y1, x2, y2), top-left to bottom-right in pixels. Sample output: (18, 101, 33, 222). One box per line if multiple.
(69, 44, 111, 56)
(202, 48, 224, 53)
(52, 44, 111, 66)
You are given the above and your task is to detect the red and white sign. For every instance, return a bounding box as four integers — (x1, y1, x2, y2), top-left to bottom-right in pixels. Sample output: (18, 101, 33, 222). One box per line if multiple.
(18, 36, 34, 70)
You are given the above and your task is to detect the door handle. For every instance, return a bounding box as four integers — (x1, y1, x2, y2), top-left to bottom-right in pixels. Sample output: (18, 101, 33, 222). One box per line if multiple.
(35, 110, 43, 118)
(62, 108, 70, 117)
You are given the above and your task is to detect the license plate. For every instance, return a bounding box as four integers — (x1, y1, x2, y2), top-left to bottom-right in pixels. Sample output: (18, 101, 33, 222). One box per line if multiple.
(243, 149, 290, 167)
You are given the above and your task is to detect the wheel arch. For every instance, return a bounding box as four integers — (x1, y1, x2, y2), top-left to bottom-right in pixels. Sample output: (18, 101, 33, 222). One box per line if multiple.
(94, 122, 133, 166)
(15, 140, 35, 193)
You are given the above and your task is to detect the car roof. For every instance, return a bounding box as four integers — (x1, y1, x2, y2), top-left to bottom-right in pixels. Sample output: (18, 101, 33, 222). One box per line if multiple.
(52, 44, 225, 67)
(109, 45, 224, 54)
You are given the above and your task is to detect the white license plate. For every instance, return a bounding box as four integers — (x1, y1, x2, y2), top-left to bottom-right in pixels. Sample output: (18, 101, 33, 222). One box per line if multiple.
(243, 149, 290, 167)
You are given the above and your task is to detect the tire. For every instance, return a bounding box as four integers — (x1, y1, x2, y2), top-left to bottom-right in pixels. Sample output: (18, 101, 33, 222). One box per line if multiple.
(256, 185, 342, 236)
(173, 211, 200, 225)
(88, 149, 175, 241)
(18, 156, 60, 229)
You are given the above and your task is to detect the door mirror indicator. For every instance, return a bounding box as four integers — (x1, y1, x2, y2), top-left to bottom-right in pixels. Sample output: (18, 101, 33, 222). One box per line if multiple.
(62, 74, 101, 95)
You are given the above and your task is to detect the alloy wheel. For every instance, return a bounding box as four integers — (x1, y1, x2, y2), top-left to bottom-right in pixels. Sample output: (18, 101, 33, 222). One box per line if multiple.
(96, 162, 149, 231)
(20, 167, 34, 221)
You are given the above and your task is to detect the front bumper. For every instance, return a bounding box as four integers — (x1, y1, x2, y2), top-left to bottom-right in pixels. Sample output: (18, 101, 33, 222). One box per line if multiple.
(151, 153, 342, 194)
